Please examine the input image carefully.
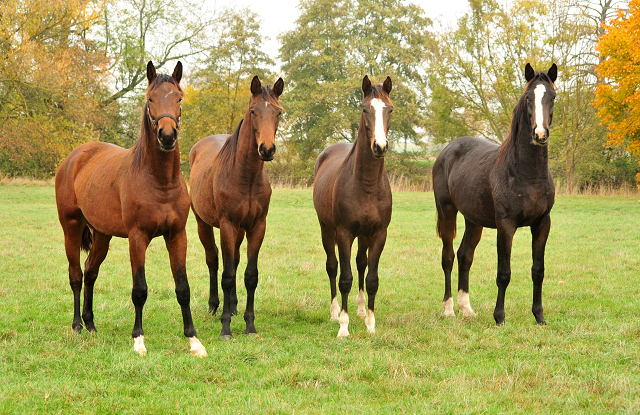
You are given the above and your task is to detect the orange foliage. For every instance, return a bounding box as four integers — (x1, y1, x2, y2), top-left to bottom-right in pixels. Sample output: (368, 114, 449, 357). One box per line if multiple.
(594, 0, 640, 185)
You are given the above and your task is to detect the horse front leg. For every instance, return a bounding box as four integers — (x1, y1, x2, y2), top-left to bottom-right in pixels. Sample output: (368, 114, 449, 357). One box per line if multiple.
(355, 237, 368, 318)
(320, 222, 339, 321)
(231, 229, 245, 316)
(128, 231, 150, 355)
(336, 227, 355, 338)
(244, 220, 266, 334)
(218, 221, 239, 339)
(494, 221, 516, 325)
(530, 215, 551, 325)
(82, 231, 112, 332)
(164, 231, 207, 357)
(363, 229, 388, 334)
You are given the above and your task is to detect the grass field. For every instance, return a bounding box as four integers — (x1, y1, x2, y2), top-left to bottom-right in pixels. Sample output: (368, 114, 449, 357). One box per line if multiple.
(1, 184, 639, 413)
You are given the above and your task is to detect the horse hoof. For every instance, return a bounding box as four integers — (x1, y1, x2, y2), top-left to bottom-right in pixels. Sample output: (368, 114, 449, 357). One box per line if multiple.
(231, 308, 238, 316)
(220, 334, 233, 341)
(460, 308, 477, 318)
(356, 309, 366, 318)
(72, 325, 83, 334)
(208, 307, 218, 316)
(537, 319, 547, 325)
(443, 309, 456, 318)
(337, 329, 349, 338)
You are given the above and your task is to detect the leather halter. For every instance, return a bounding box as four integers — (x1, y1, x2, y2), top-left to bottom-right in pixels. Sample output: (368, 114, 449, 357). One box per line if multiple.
(146, 103, 181, 131)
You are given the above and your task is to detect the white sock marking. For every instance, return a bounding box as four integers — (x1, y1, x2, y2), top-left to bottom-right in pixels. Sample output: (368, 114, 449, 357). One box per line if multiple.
(188, 337, 208, 357)
(443, 297, 455, 317)
(365, 309, 375, 333)
(458, 290, 476, 318)
(330, 297, 340, 321)
(133, 335, 147, 356)
(356, 290, 366, 318)
(370, 98, 388, 149)
(534, 84, 546, 138)
(337, 310, 349, 338)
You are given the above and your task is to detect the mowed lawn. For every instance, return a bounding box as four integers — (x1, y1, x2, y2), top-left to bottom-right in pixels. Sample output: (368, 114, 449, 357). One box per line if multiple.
(0, 184, 639, 414)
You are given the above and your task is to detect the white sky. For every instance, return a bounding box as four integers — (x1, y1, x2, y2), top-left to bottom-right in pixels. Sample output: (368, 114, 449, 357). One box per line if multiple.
(213, 0, 470, 71)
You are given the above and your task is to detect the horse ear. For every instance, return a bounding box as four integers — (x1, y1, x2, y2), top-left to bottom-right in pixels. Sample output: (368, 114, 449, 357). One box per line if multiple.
(251, 76, 262, 96)
(147, 61, 157, 84)
(548, 63, 557, 83)
(383, 76, 392, 95)
(172, 61, 183, 84)
(273, 77, 284, 98)
(362, 75, 372, 96)
(524, 63, 535, 82)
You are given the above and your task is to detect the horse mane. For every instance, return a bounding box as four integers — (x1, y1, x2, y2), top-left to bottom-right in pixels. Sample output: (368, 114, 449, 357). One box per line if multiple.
(131, 74, 184, 168)
(215, 119, 244, 167)
(496, 71, 554, 164)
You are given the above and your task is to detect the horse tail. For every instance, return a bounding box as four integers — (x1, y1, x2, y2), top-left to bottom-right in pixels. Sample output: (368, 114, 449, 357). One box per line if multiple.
(81, 225, 92, 252)
(435, 200, 456, 240)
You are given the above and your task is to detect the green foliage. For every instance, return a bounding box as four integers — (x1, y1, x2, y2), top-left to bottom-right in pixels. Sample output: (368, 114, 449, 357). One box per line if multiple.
(180, 8, 275, 164)
(1, 185, 640, 412)
(278, 0, 434, 163)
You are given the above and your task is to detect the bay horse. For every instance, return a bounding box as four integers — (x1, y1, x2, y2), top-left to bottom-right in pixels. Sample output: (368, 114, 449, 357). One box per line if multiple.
(55, 61, 207, 356)
(432, 63, 557, 325)
(189, 76, 284, 339)
(313, 75, 393, 338)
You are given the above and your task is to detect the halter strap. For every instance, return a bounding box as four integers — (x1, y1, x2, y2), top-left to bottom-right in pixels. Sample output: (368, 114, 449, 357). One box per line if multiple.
(147, 105, 181, 130)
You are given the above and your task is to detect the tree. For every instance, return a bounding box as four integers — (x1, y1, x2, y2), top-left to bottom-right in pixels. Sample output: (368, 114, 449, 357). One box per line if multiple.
(0, 0, 111, 177)
(180, 7, 274, 158)
(594, 0, 640, 185)
(278, 0, 434, 163)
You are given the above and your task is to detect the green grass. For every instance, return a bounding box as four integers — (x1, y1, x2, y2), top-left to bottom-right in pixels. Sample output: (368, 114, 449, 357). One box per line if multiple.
(1, 184, 639, 413)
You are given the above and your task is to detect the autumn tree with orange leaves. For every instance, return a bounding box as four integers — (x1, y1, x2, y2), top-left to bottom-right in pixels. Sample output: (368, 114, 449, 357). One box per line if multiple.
(594, 0, 640, 185)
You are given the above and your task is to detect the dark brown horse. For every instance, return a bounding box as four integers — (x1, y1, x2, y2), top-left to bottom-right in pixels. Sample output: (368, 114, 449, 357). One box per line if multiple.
(189, 76, 284, 339)
(432, 63, 557, 325)
(55, 61, 206, 356)
(313, 76, 393, 337)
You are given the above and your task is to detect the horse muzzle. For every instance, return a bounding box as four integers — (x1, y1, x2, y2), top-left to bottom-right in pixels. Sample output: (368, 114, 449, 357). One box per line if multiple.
(372, 141, 388, 158)
(258, 143, 276, 161)
(532, 128, 549, 146)
(157, 128, 178, 151)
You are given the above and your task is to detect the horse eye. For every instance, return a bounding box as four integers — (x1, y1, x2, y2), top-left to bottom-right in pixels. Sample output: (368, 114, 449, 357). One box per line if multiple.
(363, 108, 369, 113)
(178, 98, 183, 103)
(148, 99, 154, 103)
(278, 111, 282, 117)
(251, 110, 256, 116)
(389, 109, 394, 113)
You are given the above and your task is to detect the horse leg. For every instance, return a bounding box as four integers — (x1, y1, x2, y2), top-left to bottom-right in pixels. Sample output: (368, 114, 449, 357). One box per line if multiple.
(164, 231, 207, 357)
(195, 213, 219, 315)
(530, 215, 551, 325)
(231, 229, 245, 316)
(437, 203, 458, 317)
(456, 219, 483, 318)
(363, 229, 387, 334)
(62, 219, 86, 333)
(320, 222, 339, 321)
(494, 221, 516, 325)
(336, 227, 355, 338)
(244, 221, 266, 334)
(82, 230, 112, 332)
(128, 231, 150, 355)
(218, 221, 239, 339)
(355, 237, 368, 318)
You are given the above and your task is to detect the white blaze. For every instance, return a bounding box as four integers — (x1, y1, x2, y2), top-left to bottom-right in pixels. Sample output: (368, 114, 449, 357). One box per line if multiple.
(370, 98, 388, 148)
(534, 84, 546, 138)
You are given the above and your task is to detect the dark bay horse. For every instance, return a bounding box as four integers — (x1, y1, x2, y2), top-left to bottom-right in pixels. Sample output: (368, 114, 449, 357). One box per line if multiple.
(313, 75, 393, 337)
(432, 63, 557, 325)
(189, 76, 284, 339)
(55, 61, 206, 356)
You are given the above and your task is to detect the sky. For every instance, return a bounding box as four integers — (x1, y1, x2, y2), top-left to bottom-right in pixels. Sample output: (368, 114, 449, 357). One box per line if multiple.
(213, 0, 470, 71)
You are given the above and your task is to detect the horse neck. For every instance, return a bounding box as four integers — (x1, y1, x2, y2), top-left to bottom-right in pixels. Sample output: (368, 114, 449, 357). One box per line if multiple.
(349, 117, 385, 186)
(504, 117, 549, 178)
(232, 109, 264, 181)
(135, 126, 183, 186)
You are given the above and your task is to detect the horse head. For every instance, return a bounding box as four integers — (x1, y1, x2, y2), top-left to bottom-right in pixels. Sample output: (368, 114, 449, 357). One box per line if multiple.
(524, 63, 557, 146)
(248, 76, 284, 161)
(145, 61, 184, 152)
(361, 75, 394, 158)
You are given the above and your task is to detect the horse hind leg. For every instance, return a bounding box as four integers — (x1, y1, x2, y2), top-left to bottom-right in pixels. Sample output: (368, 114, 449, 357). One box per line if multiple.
(82, 230, 112, 332)
(195, 214, 219, 315)
(320, 222, 339, 321)
(363, 229, 388, 334)
(61, 219, 87, 333)
(355, 237, 368, 318)
(336, 227, 355, 338)
(530, 215, 551, 325)
(456, 219, 483, 318)
(244, 221, 266, 335)
(436, 202, 458, 317)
